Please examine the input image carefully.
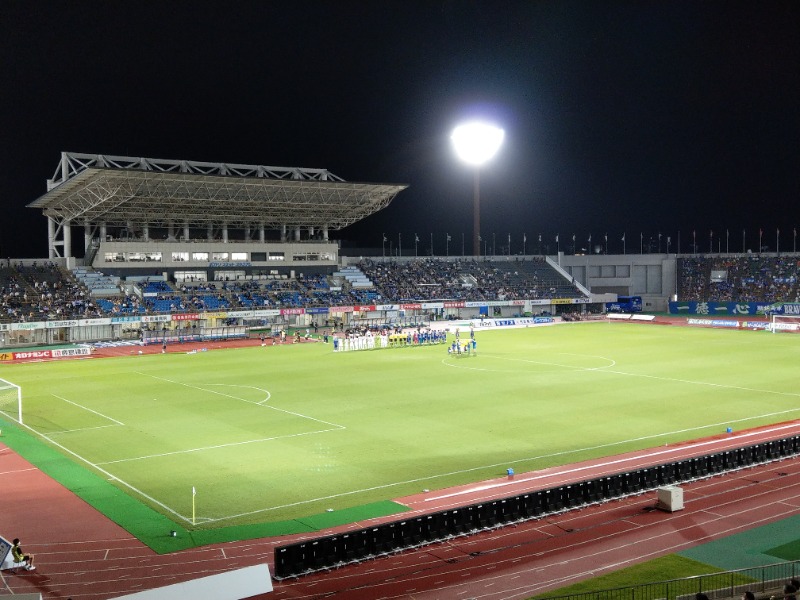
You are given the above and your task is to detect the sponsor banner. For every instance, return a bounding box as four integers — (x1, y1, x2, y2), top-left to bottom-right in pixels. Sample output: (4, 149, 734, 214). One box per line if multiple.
(205, 312, 228, 319)
(551, 298, 573, 305)
(510, 300, 526, 306)
(422, 302, 444, 309)
(533, 316, 555, 324)
(443, 301, 465, 308)
(687, 318, 741, 328)
(13, 350, 53, 360)
(226, 310, 254, 318)
(400, 303, 422, 310)
(670, 301, 796, 316)
(0, 323, 8, 331)
(0, 352, 13, 361)
(572, 298, 591, 304)
(141, 314, 171, 323)
(354, 305, 376, 312)
(280, 308, 305, 315)
(172, 313, 201, 321)
(111, 316, 142, 323)
(79, 318, 112, 326)
(464, 301, 485, 308)
(529, 299, 551, 306)
(209, 262, 252, 267)
(329, 306, 354, 314)
(143, 292, 158, 298)
(742, 321, 771, 330)
(253, 309, 280, 317)
(376, 304, 399, 311)
(783, 303, 800, 315)
(10, 322, 45, 331)
(52, 347, 93, 358)
(305, 307, 329, 314)
(45, 320, 79, 329)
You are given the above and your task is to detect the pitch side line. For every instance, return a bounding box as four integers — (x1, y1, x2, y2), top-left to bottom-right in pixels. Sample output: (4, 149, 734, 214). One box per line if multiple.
(199, 416, 800, 524)
(11, 420, 195, 524)
(423, 416, 800, 502)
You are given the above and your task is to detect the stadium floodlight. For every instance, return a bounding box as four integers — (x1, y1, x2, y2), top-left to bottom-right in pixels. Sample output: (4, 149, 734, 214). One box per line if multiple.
(451, 121, 504, 256)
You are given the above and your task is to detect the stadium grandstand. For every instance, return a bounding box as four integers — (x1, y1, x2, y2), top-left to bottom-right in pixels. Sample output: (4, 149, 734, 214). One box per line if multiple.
(1, 152, 799, 348)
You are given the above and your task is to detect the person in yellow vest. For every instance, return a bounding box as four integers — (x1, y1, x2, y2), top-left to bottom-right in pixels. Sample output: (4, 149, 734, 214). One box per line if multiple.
(11, 538, 35, 571)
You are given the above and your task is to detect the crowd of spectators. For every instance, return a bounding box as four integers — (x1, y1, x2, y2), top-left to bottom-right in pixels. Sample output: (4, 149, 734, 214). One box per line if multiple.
(1, 262, 104, 322)
(357, 257, 582, 302)
(1, 258, 585, 323)
(679, 256, 800, 303)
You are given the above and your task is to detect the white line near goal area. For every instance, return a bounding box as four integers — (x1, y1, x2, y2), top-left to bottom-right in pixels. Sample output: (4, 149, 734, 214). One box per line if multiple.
(0, 377, 23, 424)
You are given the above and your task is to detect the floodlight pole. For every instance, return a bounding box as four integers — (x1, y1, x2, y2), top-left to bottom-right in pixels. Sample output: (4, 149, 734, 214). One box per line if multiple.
(472, 170, 480, 257)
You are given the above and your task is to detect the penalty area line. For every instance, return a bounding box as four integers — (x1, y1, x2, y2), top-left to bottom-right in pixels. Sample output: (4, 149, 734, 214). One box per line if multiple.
(52, 394, 125, 425)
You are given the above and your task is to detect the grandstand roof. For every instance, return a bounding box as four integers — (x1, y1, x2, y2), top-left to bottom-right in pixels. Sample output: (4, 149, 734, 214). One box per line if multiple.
(28, 152, 407, 230)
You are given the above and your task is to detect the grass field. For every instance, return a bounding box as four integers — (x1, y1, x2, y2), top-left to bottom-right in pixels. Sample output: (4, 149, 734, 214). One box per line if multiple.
(1, 322, 799, 548)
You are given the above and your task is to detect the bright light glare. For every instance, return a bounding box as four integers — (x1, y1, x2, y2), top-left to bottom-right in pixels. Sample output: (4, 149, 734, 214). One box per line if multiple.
(451, 121, 505, 166)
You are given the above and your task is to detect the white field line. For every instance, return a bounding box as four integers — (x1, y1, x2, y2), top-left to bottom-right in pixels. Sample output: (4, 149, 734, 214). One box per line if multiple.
(96, 427, 343, 465)
(48, 424, 121, 435)
(139, 373, 346, 429)
(52, 394, 125, 425)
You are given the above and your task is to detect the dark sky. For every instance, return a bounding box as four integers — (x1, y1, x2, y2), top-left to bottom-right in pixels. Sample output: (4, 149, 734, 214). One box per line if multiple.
(2, 1, 799, 258)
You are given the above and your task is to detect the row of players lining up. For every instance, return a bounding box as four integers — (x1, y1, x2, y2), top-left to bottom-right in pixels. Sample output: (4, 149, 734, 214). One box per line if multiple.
(332, 328, 448, 351)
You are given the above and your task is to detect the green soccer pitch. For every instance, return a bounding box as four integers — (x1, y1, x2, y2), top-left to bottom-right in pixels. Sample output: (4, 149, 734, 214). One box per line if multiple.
(1, 322, 799, 552)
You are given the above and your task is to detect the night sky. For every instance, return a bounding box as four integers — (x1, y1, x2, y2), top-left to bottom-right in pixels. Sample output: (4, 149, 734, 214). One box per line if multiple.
(2, 1, 799, 258)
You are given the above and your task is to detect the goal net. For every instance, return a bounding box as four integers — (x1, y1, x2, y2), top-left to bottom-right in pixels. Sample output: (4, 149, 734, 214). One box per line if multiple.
(771, 314, 800, 334)
(0, 378, 22, 424)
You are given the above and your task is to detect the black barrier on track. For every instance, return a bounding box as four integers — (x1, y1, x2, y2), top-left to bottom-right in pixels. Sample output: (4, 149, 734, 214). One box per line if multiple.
(273, 436, 800, 579)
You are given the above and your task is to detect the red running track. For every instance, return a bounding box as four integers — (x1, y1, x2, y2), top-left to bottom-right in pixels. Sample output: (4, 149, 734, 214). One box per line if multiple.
(2, 422, 800, 600)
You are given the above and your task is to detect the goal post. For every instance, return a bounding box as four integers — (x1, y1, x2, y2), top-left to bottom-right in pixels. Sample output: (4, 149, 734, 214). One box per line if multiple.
(770, 314, 800, 334)
(0, 378, 22, 425)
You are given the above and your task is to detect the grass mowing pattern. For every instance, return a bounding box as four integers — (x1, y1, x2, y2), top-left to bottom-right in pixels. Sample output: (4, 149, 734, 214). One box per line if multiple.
(1, 322, 799, 551)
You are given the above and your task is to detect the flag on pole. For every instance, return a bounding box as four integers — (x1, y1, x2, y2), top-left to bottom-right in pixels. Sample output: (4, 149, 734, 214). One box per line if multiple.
(523, 233, 527, 243)
(555, 234, 559, 242)
(588, 234, 592, 243)
(382, 234, 387, 242)
(621, 233, 625, 241)
(572, 234, 576, 242)
(447, 234, 451, 241)
(414, 234, 419, 242)
(538, 234, 542, 242)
